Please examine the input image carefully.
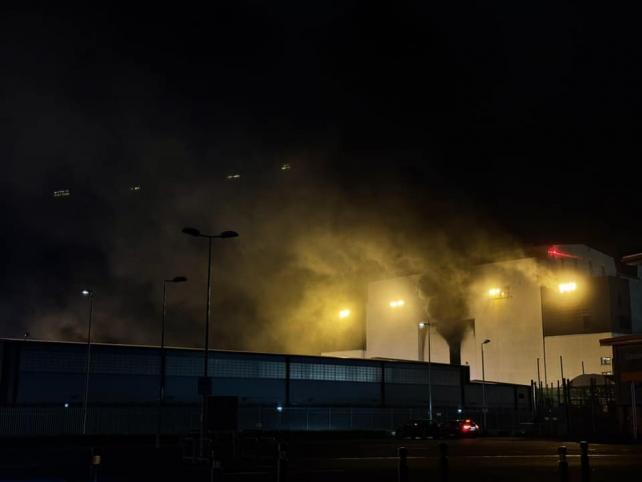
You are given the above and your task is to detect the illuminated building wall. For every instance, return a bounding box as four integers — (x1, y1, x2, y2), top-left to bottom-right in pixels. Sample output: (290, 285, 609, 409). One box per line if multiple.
(364, 245, 641, 386)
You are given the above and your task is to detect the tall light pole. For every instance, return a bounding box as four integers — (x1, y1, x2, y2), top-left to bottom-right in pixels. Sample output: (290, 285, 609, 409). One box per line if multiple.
(81, 289, 94, 435)
(417, 322, 426, 362)
(481, 339, 491, 433)
(419, 321, 433, 420)
(182, 227, 238, 457)
(156, 276, 188, 449)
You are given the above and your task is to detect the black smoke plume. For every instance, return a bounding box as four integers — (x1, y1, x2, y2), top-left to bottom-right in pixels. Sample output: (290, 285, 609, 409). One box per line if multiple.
(417, 263, 472, 364)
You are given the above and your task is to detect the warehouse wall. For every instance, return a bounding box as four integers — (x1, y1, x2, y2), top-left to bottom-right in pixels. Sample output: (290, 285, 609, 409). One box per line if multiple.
(0, 340, 482, 410)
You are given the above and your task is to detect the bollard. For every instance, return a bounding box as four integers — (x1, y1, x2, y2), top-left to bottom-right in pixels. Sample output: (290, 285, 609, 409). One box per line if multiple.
(210, 448, 224, 482)
(276, 442, 288, 482)
(397, 447, 408, 482)
(439, 442, 449, 482)
(210, 458, 224, 482)
(558, 446, 568, 482)
(580, 441, 590, 482)
(90, 449, 101, 482)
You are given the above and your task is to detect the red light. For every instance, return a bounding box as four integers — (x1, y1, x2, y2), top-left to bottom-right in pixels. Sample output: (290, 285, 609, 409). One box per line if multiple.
(547, 245, 579, 259)
(461, 424, 472, 431)
(465, 419, 471, 423)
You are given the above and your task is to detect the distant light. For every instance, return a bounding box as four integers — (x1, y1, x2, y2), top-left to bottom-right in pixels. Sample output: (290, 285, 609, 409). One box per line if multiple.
(418, 322, 426, 329)
(81, 289, 91, 296)
(129, 185, 141, 192)
(559, 281, 577, 293)
(64, 403, 69, 408)
(276, 405, 283, 412)
(487, 287, 509, 299)
(226, 173, 241, 180)
(338, 309, 351, 319)
(457, 408, 463, 414)
(389, 299, 405, 308)
(280, 163, 291, 171)
(53, 189, 70, 198)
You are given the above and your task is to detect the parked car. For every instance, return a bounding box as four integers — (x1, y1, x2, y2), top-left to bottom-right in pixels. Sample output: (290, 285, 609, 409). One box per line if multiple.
(394, 419, 441, 439)
(440, 419, 480, 438)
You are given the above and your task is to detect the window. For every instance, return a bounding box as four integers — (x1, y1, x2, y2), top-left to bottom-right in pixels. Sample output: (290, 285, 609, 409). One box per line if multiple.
(290, 362, 380, 382)
(600, 356, 612, 366)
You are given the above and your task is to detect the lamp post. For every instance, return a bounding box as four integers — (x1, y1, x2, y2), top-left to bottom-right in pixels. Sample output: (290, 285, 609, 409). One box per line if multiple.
(481, 339, 491, 433)
(417, 322, 426, 362)
(419, 321, 433, 420)
(182, 227, 238, 457)
(156, 276, 188, 448)
(81, 289, 94, 435)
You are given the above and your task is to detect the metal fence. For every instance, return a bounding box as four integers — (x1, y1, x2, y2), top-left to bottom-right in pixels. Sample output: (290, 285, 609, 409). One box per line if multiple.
(531, 379, 621, 437)
(0, 405, 533, 436)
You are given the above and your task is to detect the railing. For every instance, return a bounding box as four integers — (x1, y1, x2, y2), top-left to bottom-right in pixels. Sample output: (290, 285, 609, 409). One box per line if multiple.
(0, 405, 532, 436)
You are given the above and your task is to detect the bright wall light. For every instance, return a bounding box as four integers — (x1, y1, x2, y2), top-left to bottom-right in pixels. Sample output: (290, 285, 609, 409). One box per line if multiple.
(338, 309, 351, 319)
(558, 281, 577, 293)
(389, 299, 405, 308)
(487, 287, 509, 299)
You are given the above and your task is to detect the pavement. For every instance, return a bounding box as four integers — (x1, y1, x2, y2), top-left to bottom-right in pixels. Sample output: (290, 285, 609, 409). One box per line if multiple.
(1, 436, 642, 481)
(239, 437, 642, 482)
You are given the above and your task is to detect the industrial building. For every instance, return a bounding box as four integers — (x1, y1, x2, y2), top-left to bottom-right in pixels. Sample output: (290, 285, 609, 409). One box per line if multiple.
(340, 245, 642, 387)
(0, 338, 531, 436)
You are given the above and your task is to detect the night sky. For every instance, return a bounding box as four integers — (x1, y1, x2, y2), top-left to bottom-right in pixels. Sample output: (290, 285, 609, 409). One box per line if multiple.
(2, 3, 641, 354)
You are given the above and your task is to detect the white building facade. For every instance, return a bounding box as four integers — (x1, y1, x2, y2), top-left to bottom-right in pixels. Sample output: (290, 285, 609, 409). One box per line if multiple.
(361, 245, 642, 386)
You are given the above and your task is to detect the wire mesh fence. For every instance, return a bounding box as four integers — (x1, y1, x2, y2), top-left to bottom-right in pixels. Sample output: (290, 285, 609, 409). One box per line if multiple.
(0, 404, 533, 436)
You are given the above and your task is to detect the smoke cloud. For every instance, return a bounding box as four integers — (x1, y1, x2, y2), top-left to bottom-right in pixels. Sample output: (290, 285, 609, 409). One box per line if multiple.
(3, 136, 519, 355)
(417, 263, 472, 358)
(1, 5, 535, 355)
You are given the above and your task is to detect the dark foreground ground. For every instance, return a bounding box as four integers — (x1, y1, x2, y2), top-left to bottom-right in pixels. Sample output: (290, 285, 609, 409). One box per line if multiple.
(2, 435, 642, 482)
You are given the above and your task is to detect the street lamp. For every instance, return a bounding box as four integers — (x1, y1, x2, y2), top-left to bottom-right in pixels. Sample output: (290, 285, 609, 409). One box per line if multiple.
(481, 339, 491, 433)
(419, 321, 434, 420)
(182, 226, 238, 457)
(156, 276, 188, 448)
(81, 289, 94, 435)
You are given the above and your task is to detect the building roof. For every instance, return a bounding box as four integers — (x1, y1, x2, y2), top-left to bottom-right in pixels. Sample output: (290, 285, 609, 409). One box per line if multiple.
(599, 334, 642, 346)
(622, 253, 642, 265)
(0, 337, 454, 367)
